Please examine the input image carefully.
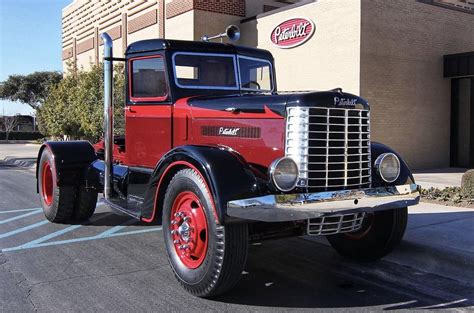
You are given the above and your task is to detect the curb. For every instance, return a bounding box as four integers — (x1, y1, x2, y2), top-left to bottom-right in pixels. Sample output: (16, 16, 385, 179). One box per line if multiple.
(1, 157, 36, 169)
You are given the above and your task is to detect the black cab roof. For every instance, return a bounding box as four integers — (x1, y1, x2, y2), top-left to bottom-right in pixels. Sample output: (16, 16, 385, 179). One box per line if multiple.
(125, 39, 274, 60)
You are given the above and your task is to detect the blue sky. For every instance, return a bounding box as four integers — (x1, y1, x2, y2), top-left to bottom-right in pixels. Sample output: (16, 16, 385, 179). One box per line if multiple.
(0, 0, 70, 116)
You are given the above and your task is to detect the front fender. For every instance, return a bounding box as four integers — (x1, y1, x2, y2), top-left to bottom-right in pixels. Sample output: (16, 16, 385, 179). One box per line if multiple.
(140, 145, 259, 223)
(36, 141, 97, 191)
(370, 142, 415, 187)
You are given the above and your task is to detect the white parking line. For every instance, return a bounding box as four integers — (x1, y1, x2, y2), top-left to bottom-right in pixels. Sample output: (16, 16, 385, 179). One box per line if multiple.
(1, 211, 162, 252)
(0, 220, 49, 239)
(0, 208, 43, 214)
(0, 209, 42, 224)
(15, 224, 83, 249)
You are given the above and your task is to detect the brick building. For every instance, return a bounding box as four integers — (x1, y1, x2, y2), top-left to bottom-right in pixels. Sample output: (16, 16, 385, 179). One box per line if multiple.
(62, 0, 474, 169)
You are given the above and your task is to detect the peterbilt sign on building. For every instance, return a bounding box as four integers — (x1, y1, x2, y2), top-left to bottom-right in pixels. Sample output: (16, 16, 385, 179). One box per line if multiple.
(270, 17, 315, 48)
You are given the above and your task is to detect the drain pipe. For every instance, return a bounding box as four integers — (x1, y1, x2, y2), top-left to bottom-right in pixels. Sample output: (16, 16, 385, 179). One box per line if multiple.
(101, 32, 113, 200)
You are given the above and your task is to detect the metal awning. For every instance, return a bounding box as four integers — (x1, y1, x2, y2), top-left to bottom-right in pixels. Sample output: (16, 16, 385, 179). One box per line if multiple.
(444, 52, 474, 78)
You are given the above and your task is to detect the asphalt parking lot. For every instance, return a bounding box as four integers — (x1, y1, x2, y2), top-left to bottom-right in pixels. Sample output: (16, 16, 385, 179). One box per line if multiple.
(1, 144, 473, 312)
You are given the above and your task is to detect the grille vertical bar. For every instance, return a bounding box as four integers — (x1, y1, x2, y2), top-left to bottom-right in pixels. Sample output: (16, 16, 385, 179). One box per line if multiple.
(343, 109, 349, 187)
(325, 110, 330, 189)
(359, 110, 363, 186)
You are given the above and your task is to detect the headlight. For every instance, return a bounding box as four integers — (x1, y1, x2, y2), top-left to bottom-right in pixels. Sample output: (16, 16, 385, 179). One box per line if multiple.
(270, 157, 299, 192)
(374, 153, 400, 183)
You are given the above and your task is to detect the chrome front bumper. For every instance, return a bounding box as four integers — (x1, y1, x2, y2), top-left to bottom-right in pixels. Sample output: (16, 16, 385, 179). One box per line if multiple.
(227, 184, 420, 222)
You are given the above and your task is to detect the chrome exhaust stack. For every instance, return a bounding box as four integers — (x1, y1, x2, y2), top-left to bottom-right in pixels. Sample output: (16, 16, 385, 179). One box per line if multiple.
(101, 32, 113, 200)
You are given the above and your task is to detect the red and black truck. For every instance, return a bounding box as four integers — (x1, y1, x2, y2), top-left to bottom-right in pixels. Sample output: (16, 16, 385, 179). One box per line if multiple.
(36, 29, 420, 297)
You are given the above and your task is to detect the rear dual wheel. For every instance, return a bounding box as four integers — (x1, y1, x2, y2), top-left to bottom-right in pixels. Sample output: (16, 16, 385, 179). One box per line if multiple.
(38, 149, 97, 223)
(162, 168, 248, 297)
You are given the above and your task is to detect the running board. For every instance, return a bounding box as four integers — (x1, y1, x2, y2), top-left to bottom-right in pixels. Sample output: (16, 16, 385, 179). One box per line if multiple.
(101, 197, 141, 220)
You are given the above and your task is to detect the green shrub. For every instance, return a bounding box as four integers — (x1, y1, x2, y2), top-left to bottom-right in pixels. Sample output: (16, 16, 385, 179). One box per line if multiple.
(461, 169, 474, 199)
(37, 63, 125, 142)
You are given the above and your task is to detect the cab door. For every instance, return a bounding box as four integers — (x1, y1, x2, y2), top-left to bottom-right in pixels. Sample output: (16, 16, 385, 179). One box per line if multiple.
(125, 54, 172, 168)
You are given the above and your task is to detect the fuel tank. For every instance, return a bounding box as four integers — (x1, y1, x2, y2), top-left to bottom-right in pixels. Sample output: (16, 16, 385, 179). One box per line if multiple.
(176, 90, 369, 176)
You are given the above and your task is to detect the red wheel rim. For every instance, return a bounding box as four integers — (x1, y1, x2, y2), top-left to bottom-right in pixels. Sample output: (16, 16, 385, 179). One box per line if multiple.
(345, 213, 374, 240)
(170, 191, 208, 269)
(41, 161, 54, 206)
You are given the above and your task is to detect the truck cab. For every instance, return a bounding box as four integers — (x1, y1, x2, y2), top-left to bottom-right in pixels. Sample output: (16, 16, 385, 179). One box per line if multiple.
(36, 31, 420, 298)
(122, 39, 279, 169)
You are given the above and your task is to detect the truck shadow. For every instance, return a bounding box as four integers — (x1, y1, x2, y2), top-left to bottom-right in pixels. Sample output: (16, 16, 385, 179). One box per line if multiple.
(212, 211, 474, 310)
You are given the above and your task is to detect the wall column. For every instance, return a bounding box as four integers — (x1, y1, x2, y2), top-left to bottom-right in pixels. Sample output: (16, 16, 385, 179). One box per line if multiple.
(122, 13, 127, 55)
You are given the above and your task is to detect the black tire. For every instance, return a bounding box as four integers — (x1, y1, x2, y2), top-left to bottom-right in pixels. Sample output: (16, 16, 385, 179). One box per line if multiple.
(326, 208, 408, 261)
(38, 149, 75, 223)
(162, 168, 248, 297)
(73, 186, 98, 221)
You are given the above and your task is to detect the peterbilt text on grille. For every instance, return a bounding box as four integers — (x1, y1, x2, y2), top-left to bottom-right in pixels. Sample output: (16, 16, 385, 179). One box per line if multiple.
(36, 25, 420, 298)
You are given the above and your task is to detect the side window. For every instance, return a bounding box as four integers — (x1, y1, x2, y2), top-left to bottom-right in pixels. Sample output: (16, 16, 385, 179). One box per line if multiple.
(130, 56, 167, 101)
(238, 57, 273, 91)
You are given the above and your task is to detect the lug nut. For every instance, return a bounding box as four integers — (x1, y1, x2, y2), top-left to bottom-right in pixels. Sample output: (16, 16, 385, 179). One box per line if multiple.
(173, 239, 180, 244)
(170, 230, 178, 235)
(183, 217, 191, 222)
(171, 220, 178, 225)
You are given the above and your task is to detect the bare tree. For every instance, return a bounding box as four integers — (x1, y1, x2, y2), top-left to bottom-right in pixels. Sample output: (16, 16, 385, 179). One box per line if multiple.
(2, 115, 20, 141)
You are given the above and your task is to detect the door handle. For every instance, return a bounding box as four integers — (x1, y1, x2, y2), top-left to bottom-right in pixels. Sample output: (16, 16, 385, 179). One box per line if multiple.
(225, 107, 240, 113)
(125, 107, 136, 113)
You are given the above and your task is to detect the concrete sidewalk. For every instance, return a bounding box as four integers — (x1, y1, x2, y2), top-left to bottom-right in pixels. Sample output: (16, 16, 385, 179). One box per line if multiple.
(0, 143, 40, 169)
(413, 168, 467, 189)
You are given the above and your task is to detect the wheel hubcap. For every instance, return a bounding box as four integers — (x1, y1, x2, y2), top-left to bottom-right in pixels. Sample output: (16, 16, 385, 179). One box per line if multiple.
(170, 191, 208, 269)
(41, 161, 53, 206)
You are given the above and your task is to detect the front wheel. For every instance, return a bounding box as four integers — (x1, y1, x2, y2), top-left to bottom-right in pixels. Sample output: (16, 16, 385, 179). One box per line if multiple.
(162, 168, 248, 297)
(326, 207, 408, 261)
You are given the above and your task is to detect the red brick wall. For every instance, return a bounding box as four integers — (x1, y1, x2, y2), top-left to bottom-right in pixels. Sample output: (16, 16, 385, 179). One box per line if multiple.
(166, 0, 245, 19)
(195, 0, 245, 17)
(128, 9, 158, 34)
(76, 37, 94, 54)
(166, 0, 194, 18)
(62, 47, 73, 60)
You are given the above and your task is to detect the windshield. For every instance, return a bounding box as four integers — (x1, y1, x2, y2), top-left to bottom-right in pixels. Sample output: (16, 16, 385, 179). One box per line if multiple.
(172, 52, 273, 92)
(173, 53, 238, 90)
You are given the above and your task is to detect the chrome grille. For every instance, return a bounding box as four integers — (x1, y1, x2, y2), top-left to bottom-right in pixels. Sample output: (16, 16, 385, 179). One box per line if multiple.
(286, 107, 371, 191)
(307, 212, 366, 236)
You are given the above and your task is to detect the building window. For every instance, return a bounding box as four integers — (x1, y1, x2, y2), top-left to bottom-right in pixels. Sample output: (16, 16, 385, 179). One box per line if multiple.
(130, 56, 167, 101)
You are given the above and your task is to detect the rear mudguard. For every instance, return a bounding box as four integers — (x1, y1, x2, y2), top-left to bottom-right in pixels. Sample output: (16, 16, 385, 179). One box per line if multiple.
(36, 141, 97, 192)
(370, 142, 415, 187)
(140, 145, 259, 224)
